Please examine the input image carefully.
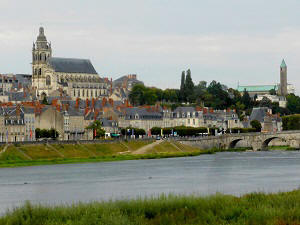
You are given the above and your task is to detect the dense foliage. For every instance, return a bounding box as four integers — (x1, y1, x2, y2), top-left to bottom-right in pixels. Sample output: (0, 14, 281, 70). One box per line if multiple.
(86, 120, 106, 138)
(282, 114, 300, 130)
(1, 190, 300, 225)
(151, 126, 208, 136)
(121, 127, 146, 136)
(250, 120, 262, 132)
(35, 128, 59, 139)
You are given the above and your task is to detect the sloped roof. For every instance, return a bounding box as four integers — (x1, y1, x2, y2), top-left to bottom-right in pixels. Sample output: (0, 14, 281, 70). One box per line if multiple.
(48, 57, 98, 74)
(249, 107, 268, 122)
(281, 59, 287, 68)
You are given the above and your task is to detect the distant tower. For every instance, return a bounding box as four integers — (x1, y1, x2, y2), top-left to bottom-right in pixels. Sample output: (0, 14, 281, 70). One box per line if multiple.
(32, 27, 52, 95)
(280, 59, 287, 96)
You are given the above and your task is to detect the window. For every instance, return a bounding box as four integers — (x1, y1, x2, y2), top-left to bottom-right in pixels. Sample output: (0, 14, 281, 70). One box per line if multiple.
(46, 75, 51, 86)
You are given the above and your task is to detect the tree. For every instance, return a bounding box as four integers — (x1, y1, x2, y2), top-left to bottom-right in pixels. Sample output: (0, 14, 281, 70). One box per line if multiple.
(87, 120, 105, 138)
(286, 94, 300, 114)
(49, 128, 59, 139)
(194, 81, 207, 104)
(184, 69, 195, 103)
(250, 120, 262, 132)
(179, 71, 186, 102)
(206, 80, 231, 109)
(269, 89, 277, 95)
(42, 96, 48, 105)
(259, 97, 272, 108)
(241, 89, 251, 109)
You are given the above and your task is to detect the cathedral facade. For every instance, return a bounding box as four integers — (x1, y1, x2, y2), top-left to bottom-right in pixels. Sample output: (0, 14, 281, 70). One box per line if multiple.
(32, 27, 109, 99)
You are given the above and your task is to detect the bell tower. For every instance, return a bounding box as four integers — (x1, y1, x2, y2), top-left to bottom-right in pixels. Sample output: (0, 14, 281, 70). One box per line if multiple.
(280, 59, 287, 96)
(32, 27, 52, 95)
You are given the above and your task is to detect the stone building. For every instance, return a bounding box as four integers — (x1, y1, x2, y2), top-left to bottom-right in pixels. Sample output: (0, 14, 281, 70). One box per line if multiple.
(249, 107, 282, 132)
(0, 106, 35, 142)
(31, 27, 108, 99)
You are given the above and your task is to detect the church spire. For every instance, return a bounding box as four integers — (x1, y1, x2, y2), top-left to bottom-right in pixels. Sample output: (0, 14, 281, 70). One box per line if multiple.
(280, 59, 287, 68)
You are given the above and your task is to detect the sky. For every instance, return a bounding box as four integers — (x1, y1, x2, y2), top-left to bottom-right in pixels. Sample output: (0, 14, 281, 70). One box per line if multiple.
(0, 0, 300, 93)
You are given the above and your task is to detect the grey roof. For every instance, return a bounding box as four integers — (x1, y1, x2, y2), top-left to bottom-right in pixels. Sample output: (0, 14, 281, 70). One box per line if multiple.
(249, 107, 268, 122)
(173, 107, 196, 113)
(48, 57, 98, 74)
(123, 107, 162, 120)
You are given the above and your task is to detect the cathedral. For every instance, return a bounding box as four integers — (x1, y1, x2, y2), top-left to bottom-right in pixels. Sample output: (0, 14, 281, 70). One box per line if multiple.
(32, 27, 109, 99)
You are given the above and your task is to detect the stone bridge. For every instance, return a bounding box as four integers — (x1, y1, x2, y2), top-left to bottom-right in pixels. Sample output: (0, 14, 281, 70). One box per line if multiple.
(179, 131, 300, 151)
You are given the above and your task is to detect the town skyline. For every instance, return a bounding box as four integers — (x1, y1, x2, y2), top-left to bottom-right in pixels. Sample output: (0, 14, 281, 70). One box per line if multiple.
(0, 0, 300, 94)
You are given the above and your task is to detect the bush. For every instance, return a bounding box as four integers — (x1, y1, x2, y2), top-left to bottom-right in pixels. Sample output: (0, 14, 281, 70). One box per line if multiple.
(250, 120, 262, 132)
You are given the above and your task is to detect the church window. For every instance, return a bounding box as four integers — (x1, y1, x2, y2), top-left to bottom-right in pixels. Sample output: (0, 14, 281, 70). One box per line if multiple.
(91, 90, 93, 97)
(87, 89, 89, 97)
(46, 75, 51, 86)
(78, 90, 80, 97)
(74, 89, 76, 97)
(35, 69, 37, 75)
(39, 54, 42, 61)
(83, 89, 85, 97)
(39, 68, 42, 75)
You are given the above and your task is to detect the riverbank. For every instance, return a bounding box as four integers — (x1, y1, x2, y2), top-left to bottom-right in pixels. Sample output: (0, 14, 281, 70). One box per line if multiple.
(1, 190, 299, 225)
(0, 140, 297, 168)
(0, 140, 204, 168)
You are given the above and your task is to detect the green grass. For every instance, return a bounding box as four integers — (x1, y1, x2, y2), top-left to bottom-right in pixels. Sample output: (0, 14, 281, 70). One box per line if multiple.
(267, 145, 299, 151)
(1, 190, 300, 225)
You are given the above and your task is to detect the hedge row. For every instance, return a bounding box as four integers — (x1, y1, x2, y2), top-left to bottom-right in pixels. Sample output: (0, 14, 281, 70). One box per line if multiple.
(282, 114, 300, 130)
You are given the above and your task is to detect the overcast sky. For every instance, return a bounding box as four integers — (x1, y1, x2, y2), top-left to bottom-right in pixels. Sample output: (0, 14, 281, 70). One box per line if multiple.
(0, 0, 300, 93)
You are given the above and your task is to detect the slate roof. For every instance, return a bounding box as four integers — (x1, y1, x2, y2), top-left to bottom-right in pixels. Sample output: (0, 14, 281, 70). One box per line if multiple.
(48, 57, 98, 74)
(249, 107, 268, 122)
(123, 107, 162, 120)
(173, 107, 195, 113)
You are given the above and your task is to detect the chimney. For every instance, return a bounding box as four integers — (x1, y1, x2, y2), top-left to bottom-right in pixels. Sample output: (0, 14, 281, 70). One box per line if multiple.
(108, 98, 114, 107)
(75, 98, 80, 109)
(16, 104, 20, 117)
(102, 97, 107, 107)
(92, 98, 95, 109)
(110, 78, 113, 96)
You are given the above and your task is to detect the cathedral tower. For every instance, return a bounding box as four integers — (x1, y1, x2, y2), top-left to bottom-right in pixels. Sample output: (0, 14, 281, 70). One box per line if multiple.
(280, 59, 287, 96)
(32, 27, 52, 94)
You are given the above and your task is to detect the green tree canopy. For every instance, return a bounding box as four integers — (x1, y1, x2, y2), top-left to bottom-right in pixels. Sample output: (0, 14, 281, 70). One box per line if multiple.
(250, 120, 262, 132)
(87, 120, 106, 138)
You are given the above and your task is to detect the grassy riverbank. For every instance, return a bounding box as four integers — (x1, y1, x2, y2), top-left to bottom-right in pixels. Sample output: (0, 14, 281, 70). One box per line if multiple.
(0, 140, 203, 168)
(0, 140, 297, 168)
(1, 190, 300, 225)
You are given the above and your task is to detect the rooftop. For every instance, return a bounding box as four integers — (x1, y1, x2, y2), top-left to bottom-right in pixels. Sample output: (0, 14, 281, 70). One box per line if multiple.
(48, 57, 98, 74)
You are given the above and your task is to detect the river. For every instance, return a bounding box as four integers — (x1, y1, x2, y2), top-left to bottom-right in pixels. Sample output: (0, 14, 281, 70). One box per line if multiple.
(0, 151, 300, 214)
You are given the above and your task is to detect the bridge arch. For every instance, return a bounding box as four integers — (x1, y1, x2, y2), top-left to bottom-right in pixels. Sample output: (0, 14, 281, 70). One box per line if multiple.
(228, 139, 243, 149)
(261, 137, 287, 150)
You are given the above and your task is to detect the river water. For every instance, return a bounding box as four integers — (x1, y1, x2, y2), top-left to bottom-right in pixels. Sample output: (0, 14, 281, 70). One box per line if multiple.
(0, 151, 300, 214)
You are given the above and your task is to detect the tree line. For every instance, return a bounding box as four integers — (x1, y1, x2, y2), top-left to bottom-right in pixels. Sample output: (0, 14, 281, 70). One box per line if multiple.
(129, 69, 293, 116)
